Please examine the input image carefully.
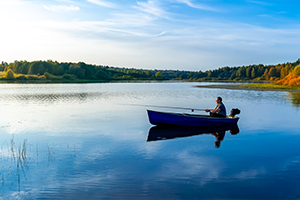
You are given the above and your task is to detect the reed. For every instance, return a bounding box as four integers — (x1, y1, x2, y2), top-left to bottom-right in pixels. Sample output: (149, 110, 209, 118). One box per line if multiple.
(0, 136, 30, 191)
(47, 144, 53, 166)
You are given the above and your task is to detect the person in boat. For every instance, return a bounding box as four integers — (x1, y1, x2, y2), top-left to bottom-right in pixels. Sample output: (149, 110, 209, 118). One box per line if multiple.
(205, 96, 226, 117)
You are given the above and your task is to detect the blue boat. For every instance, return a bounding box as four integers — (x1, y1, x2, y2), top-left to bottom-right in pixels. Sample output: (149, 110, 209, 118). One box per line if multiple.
(147, 110, 239, 127)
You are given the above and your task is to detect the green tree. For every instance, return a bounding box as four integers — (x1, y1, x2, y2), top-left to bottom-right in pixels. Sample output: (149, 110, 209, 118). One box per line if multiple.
(95, 68, 112, 80)
(292, 64, 300, 76)
(236, 67, 245, 77)
(5, 69, 15, 80)
(28, 62, 40, 74)
(0, 61, 7, 71)
(69, 64, 85, 79)
(155, 71, 163, 79)
(257, 65, 265, 77)
(57, 65, 66, 75)
(251, 68, 256, 79)
(268, 67, 277, 78)
(246, 67, 252, 78)
(263, 68, 269, 77)
(205, 71, 211, 77)
(145, 70, 152, 78)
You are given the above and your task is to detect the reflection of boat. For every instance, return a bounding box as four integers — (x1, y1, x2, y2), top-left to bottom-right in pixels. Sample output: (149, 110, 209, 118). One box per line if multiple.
(147, 110, 239, 127)
(147, 124, 239, 142)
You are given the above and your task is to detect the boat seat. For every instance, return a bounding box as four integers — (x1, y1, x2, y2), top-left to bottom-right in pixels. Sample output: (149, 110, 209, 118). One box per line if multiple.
(227, 115, 236, 118)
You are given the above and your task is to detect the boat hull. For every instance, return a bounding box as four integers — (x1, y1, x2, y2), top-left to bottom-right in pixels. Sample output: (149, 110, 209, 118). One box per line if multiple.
(147, 110, 239, 127)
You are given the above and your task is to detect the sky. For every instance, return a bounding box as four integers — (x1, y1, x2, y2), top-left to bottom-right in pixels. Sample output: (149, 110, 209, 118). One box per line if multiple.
(0, 0, 300, 71)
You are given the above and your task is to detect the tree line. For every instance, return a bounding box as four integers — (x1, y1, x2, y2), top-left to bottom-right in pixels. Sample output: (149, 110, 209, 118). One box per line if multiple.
(273, 62, 300, 86)
(0, 59, 300, 83)
(176, 59, 300, 82)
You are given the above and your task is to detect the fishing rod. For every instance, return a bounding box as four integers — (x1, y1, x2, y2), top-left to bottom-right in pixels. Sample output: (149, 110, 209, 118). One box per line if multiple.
(126, 103, 209, 112)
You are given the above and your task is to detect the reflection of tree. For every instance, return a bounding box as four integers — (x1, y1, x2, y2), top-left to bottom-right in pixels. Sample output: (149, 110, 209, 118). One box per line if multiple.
(287, 92, 300, 108)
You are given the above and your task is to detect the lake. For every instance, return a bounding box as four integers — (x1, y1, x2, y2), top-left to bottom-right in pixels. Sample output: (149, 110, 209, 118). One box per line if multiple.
(0, 82, 299, 199)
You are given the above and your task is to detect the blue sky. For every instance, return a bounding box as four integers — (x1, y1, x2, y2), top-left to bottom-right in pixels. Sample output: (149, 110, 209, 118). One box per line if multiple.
(0, 0, 299, 71)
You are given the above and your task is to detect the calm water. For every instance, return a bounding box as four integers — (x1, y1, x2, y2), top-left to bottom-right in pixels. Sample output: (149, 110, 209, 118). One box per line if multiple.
(0, 82, 299, 199)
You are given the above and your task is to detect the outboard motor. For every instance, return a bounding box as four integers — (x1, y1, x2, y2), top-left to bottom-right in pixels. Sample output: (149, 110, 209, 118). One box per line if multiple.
(230, 108, 241, 117)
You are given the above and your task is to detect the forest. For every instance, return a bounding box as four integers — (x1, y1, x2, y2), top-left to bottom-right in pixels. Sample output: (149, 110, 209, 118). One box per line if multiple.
(0, 59, 300, 85)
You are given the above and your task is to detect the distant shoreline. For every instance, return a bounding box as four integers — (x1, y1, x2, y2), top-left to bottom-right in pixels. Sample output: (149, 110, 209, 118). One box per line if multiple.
(0, 79, 166, 84)
(1, 80, 300, 93)
(0, 79, 109, 84)
(196, 84, 300, 92)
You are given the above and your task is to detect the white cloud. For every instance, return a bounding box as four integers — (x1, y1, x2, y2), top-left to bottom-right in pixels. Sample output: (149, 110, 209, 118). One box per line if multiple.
(134, 1, 168, 18)
(0, 0, 27, 6)
(87, 0, 115, 8)
(156, 31, 166, 36)
(55, 0, 78, 3)
(110, 13, 155, 27)
(40, 19, 162, 39)
(248, 0, 272, 6)
(175, 0, 218, 11)
(43, 5, 80, 12)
